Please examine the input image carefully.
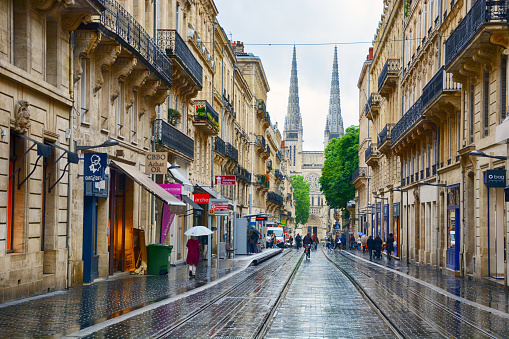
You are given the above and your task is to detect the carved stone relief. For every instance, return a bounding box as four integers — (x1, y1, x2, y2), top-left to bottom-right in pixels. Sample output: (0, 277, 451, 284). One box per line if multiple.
(14, 100, 31, 134)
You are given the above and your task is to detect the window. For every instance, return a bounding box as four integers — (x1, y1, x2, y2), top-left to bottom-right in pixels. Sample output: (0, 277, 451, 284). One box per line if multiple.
(46, 16, 58, 86)
(448, 117, 452, 160)
(483, 71, 489, 137)
(500, 55, 507, 122)
(427, 144, 431, 169)
(80, 59, 89, 123)
(13, 1, 28, 71)
(117, 82, 124, 137)
(469, 83, 474, 143)
(131, 92, 138, 143)
(8, 133, 25, 253)
(429, 0, 434, 29)
(457, 112, 461, 154)
(176, 4, 181, 34)
(424, 3, 428, 35)
(418, 13, 422, 45)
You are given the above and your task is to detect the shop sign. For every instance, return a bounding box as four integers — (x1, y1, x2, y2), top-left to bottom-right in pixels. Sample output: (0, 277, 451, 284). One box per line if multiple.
(145, 152, 167, 174)
(209, 198, 229, 215)
(194, 193, 209, 204)
(485, 169, 506, 188)
(159, 184, 182, 244)
(84, 153, 107, 182)
(280, 219, 287, 226)
(215, 175, 236, 185)
(159, 184, 182, 196)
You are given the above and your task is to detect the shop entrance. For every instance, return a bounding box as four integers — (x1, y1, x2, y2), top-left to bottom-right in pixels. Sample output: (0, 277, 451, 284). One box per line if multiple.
(446, 185, 460, 271)
(393, 203, 400, 257)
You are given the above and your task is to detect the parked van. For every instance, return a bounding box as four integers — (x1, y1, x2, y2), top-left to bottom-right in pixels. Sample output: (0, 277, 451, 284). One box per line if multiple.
(266, 227, 285, 247)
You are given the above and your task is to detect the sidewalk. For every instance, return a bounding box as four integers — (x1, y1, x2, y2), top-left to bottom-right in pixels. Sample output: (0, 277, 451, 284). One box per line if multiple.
(340, 248, 509, 314)
(0, 249, 282, 338)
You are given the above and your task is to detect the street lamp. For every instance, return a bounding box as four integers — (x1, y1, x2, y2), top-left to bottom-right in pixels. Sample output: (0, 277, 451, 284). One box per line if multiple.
(75, 139, 119, 151)
(469, 150, 507, 160)
(419, 180, 447, 271)
(392, 188, 409, 265)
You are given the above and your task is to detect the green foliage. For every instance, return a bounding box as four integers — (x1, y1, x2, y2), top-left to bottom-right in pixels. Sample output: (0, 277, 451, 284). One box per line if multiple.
(319, 125, 360, 210)
(291, 175, 310, 226)
(168, 108, 181, 126)
(404, 0, 412, 17)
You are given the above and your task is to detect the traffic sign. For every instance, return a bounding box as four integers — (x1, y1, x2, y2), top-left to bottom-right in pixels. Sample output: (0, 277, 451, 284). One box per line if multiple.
(208, 209, 215, 215)
(211, 204, 228, 210)
(209, 199, 229, 215)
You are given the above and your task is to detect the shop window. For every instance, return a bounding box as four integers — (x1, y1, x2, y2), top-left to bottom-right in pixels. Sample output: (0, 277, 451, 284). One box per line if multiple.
(42, 144, 56, 253)
(7, 133, 26, 253)
(45, 16, 58, 86)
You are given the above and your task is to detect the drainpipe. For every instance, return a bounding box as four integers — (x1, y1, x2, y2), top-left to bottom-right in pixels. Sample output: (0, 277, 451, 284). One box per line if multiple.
(66, 31, 76, 289)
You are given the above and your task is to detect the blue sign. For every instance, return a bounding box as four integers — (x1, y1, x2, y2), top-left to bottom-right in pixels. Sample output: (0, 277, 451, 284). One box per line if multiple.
(84, 153, 107, 182)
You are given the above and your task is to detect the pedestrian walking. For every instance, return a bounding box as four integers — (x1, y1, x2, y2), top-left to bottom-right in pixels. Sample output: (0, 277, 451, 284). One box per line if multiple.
(340, 233, 347, 250)
(386, 233, 395, 260)
(356, 236, 362, 250)
(374, 235, 383, 259)
(186, 236, 200, 277)
(367, 235, 375, 260)
(295, 234, 302, 249)
(249, 230, 259, 254)
(334, 235, 341, 250)
(361, 234, 368, 252)
(349, 234, 355, 250)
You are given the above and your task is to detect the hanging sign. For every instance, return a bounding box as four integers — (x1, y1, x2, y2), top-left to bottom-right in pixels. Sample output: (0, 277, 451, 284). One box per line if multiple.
(159, 184, 182, 243)
(145, 152, 167, 174)
(209, 198, 229, 215)
(393, 203, 400, 217)
(485, 169, 506, 188)
(84, 153, 107, 182)
(215, 175, 236, 185)
(194, 193, 210, 204)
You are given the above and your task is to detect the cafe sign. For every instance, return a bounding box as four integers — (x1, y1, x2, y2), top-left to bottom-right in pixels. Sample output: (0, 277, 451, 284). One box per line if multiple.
(485, 169, 506, 188)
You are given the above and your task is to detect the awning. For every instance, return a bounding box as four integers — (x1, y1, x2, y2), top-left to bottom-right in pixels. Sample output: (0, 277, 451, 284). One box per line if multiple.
(110, 160, 187, 214)
(182, 195, 203, 211)
(242, 213, 269, 218)
(194, 185, 219, 198)
(167, 163, 193, 192)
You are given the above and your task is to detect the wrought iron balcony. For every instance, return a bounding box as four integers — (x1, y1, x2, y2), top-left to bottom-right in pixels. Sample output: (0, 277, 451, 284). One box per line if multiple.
(445, 0, 508, 68)
(96, 0, 172, 87)
(276, 150, 283, 160)
(267, 191, 284, 205)
(421, 67, 461, 109)
(378, 59, 400, 96)
(236, 165, 251, 183)
(377, 124, 394, 153)
(274, 169, 285, 181)
(391, 97, 423, 143)
(256, 174, 270, 189)
(194, 100, 219, 135)
(214, 136, 225, 156)
(225, 142, 238, 163)
(256, 99, 266, 120)
(155, 119, 194, 160)
(365, 93, 382, 119)
(352, 167, 368, 182)
(157, 29, 203, 89)
(364, 144, 380, 164)
(266, 145, 271, 157)
(263, 111, 271, 128)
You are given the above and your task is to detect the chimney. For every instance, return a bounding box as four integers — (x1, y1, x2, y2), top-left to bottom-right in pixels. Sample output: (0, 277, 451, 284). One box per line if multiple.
(232, 41, 244, 53)
(367, 47, 374, 61)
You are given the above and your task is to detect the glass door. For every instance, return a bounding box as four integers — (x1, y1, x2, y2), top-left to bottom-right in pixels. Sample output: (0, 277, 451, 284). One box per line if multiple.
(446, 185, 460, 271)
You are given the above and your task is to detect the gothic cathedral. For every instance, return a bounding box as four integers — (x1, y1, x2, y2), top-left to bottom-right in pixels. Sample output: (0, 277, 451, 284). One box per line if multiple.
(284, 46, 344, 240)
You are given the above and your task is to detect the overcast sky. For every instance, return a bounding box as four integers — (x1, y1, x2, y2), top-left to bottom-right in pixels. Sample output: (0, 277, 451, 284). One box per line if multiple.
(215, 0, 383, 151)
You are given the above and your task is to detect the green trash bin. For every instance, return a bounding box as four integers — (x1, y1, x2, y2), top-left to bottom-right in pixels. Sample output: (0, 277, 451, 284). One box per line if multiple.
(147, 244, 173, 275)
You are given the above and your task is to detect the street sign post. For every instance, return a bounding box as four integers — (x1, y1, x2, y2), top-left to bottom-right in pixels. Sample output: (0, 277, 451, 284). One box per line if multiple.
(209, 199, 229, 216)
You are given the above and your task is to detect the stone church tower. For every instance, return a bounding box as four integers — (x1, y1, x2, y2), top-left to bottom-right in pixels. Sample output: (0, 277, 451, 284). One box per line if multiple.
(284, 46, 304, 174)
(324, 46, 344, 147)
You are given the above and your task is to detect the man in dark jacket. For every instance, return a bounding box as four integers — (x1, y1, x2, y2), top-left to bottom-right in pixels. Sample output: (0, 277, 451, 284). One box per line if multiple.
(340, 234, 347, 250)
(373, 235, 383, 259)
(366, 235, 375, 260)
(349, 235, 355, 250)
(386, 233, 395, 260)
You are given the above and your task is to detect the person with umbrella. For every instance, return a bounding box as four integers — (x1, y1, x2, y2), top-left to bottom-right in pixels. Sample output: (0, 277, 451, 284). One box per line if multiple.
(184, 226, 212, 277)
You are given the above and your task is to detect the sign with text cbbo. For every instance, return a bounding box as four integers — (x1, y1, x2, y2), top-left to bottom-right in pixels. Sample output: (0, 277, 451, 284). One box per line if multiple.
(84, 153, 107, 182)
(486, 169, 506, 188)
(145, 152, 167, 174)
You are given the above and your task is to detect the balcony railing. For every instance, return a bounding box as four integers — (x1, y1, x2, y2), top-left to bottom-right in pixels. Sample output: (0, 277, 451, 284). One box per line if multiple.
(155, 119, 194, 160)
(236, 165, 251, 183)
(392, 97, 423, 143)
(377, 124, 393, 148)
(365, 93, 382, 117)
(421, 67, 461, 109)
(256, 174, 270, 188)
(352, 167, 367, 182)
(256, 135, 266, 149)
(97, 0, 172, 87)
(378, 59, 400, 92)
(266, 145, 271, 157)
(225, 142, 238, 163)
(267, 191, 284, 205)
(445, 0, 508, 67)
(276, 150, 283, 160)
(195, 100, 219, 130)
(214, 136, 225, 156)
(157, 29, 203, 89)
(365, 144, 378, 163)
(274, 169, 285, 181)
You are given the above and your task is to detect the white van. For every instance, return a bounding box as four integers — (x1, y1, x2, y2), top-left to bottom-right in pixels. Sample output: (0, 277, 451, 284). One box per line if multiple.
(266, 227, 285, 246)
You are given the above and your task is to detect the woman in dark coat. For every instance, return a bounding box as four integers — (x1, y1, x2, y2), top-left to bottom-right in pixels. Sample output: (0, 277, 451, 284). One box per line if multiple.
(386, 233, 395, 260)
(373, 235, 383, 259)
(186, 236, 200, 277)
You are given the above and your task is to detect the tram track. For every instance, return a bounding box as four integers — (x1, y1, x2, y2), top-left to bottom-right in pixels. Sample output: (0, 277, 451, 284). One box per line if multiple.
(328, 250, 502, 339)
(151, 249, 301, 339)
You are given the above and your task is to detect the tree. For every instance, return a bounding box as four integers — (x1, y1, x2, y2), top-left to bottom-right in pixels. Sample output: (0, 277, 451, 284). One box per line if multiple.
(319, 125, 359, 211)
(291, 175, 310, 226)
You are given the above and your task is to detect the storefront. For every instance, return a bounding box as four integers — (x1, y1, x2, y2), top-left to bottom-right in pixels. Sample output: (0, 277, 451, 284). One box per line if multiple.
(446, 184, 460, 271)
(393, 203, 400, 257)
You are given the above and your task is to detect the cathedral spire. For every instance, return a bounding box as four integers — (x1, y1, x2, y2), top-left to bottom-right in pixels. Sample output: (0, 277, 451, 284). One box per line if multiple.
(284, 46, 303, 141)
(324, 46, 344, 147)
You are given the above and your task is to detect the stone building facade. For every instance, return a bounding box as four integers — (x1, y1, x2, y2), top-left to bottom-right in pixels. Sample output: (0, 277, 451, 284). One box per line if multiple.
(356, 0, 509, 287)
(1, 0, 290, 303)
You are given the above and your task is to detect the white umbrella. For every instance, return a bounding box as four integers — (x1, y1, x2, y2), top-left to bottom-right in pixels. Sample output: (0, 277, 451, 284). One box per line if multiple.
(185, 226, 213, 237)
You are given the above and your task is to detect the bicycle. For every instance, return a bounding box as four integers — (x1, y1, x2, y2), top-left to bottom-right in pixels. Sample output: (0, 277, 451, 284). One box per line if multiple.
(304, 244, 311, 259)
